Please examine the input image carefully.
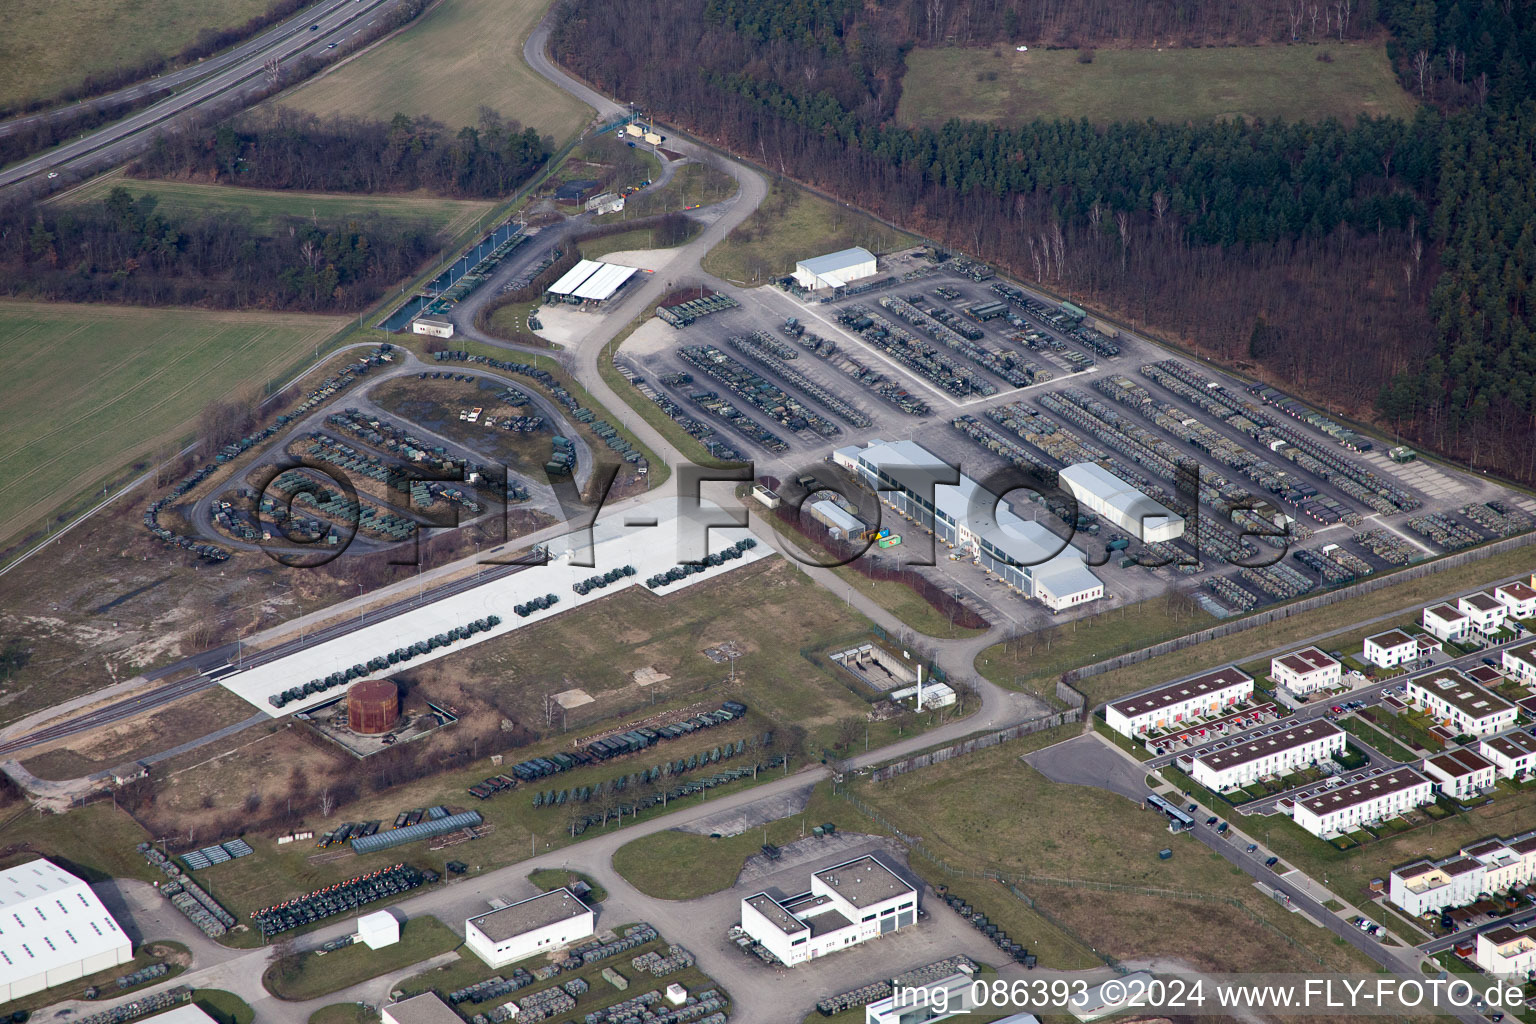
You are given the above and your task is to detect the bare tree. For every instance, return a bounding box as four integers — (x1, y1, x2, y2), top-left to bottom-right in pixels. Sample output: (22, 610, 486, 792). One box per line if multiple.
(1309, 4, 1320, 41)
(1446, 45, 1462, 85)
(1413, 50, 1431, 97)
(1115, 210, 1131, 271)
(318, 786, 336, 817)
(1287, 0, 1306, 40)
(1473, 72, 1489, 107)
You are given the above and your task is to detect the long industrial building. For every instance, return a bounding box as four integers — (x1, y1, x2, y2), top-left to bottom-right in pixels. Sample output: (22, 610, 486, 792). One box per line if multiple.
(1058, 462, 1185, 543)
(0, 859, 133, 1003)
(833, 439, 1104, 611)
(792, 247, 877, 290)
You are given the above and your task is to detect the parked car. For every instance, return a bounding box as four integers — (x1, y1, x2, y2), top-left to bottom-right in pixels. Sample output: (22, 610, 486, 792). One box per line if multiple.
(1265, 856, 1280, 867)
(1206, 816, 1218, 826)
(1247, 843, 1258, 853)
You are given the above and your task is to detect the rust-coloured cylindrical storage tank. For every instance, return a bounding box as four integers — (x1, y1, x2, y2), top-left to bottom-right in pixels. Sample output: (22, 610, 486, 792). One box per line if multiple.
(347, 679, 400, 734)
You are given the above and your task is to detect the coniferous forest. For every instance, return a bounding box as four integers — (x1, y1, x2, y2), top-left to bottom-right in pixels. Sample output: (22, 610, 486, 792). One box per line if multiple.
(552, 0, 1536, 482)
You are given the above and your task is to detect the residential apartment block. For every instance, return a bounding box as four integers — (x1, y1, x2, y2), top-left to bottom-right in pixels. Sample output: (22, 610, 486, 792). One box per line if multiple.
(1422, 749, 1496, 800)
(1475, 921, 1536, 976)
(1102, 667, 1253, 738)
(1495, 581, 1536, 620)
(1189, 720, 1345, 790)
(1458, 592, 1510, 634)
(1363, 629, 1418, 669)
(1291, 766, 1434, 838)
(1389, 830, 1536, 916)
(1270, 647, 1341, 695)
(1422, 604, 1471, 643)
(1481, 730, 1536, 779)
(1406, 671, 1517, 737)
(1503, 642, 1536, 686)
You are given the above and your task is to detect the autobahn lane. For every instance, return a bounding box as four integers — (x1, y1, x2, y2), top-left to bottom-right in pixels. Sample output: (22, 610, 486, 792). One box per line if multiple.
(0, 0, 362, 140)
(0, 0, 400, 192)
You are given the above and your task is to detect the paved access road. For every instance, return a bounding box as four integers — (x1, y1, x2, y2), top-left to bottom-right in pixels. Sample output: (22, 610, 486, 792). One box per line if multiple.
(0, 0, 404, 193)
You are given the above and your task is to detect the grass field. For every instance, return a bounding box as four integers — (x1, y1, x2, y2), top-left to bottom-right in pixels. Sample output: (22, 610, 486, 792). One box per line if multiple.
(623, 162, 739, 219)
(264, 917, 461, 999)
(896, 42, 1417, 128)
(0, 301, 346, 552)
(701, 180, 921, 286)
(528, 867, 606, 903)
(278, 0, 591, 146)
(309, 1006, 379, 1024)
(851, 738, 1387, 975)
(53, 174, 498, 239)
(0, 0, 271, 109)
(611, 783, 848, 899)
(192, 990, 255, 1024)
(577, 223, 702, 262)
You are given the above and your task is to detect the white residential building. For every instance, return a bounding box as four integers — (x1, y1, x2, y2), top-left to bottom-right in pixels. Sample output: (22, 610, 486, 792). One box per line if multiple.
(1406, 671, 1517, 737)
(1422, 749, 1496, 800)
(1291, 766, 1434, 838)
(1503, 642, 1536, 686)
(1495, 581, 1536, 620)
(1390, 857, 1486, 918)
(0, 859, 132, 1003)
(1189, 720, 1345, 790)
(739, 855, 916, 967)
(465, 888, 594, 969)
(1458, 592, 1510, 634)
(1362, 629, 1418, 669)
(1389, 831, 1536, 916)
(1422, 604, 1471, 643)
(1270, 647, 1342, 695)
(1102, 667, 1253, 739)
(1475, 921, 1536, 977)
(1481, 730, 1536, 780)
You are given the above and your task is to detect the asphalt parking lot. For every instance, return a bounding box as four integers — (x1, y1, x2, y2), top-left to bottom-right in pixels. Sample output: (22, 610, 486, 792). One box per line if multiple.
(610, 253, 1535, 628)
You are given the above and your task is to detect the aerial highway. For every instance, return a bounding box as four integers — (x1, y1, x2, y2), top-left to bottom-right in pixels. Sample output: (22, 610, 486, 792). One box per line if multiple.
(0, 0, 405, 193)
(0, 0, 377, 140)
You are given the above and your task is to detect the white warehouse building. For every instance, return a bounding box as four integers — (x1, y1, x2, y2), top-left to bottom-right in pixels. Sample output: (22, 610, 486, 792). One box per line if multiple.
(1058, 462, 1185, 543)
(792, 247, 877, 291)
(1189, 719, 1345, 791)
(834, 439, 1103, 612)
(0, 859, 133, 1003)
(739, 855, 916, 967)
(465, 888, 594, 969)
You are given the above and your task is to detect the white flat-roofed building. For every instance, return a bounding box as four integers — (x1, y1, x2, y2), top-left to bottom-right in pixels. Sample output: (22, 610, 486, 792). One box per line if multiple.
(834, 439, 1103, 612)
(1406, 671, 1517, 737)
(1363, 629, 1418, 669)
(793, 247, 877, 291)
(1458, 592, 1509, 633)
(808, 499, 864, 541)
(738, 855, 916, 967)
(547, 259, 603, 296)
(465, 888, 594, 969)
(1190, 720, 1345, 790)
(863, 971, 978, 1024)
(572, 262, 637, 303)
(1057, 462, 1185, 543)
(1475, 921, 1536, 976)
(1481, 730, 1536, 779)
(141, 1009, 219, 1024)
(1291, 766, 1434, 837)
(1423, 749, 1496, 799)
(1495, 581, 1536, 620)
(1270, 646, 1341, 695)
(357, 910, 400, 949)
(382, 993, 464, 1024)
(1102, 667, 1253, 738)
(1390, 857, 1485, 918)
(0, 859, 132, 1003)
(1423, 603, 1471, 642)
(1503, 642, 1536, 685)
(1389, 832, 1536, 916)
(410, 317, 454, 339)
